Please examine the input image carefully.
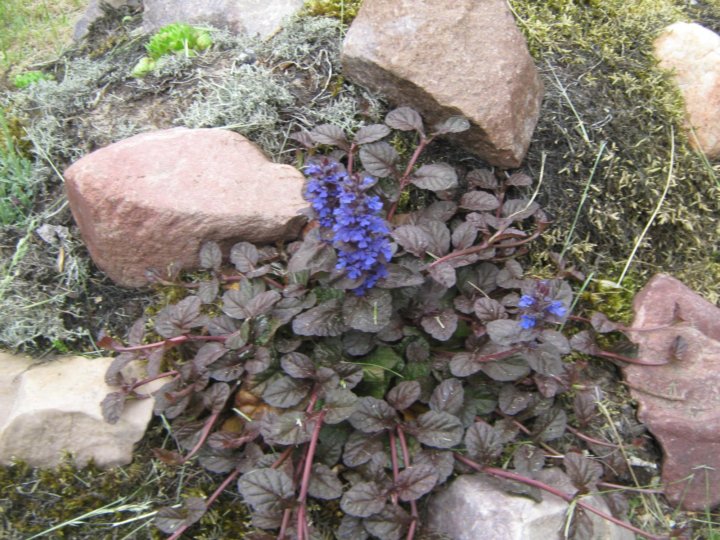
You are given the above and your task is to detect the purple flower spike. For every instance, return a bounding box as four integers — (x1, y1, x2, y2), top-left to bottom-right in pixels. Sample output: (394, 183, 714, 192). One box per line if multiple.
(518, 295, 536, 308)
(545, 300, 567, 318)
(519, 314, 537, 329)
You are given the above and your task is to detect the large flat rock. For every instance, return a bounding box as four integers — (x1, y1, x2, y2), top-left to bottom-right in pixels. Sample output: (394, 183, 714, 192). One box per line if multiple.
(64, 128, 307, 287)
(623, 274, 720, 511)
(341, 0, 543, 168)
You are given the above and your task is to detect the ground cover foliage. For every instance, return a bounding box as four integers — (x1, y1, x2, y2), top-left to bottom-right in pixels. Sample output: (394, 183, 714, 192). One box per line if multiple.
(0, 0, 719, 538)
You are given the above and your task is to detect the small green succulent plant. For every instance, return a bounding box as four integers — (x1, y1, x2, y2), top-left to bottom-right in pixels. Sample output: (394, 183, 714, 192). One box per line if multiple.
(131, 23, 212, 78)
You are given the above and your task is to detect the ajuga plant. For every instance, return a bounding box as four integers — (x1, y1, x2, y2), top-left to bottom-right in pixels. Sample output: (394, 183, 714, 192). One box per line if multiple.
(100, 108, 670, 540)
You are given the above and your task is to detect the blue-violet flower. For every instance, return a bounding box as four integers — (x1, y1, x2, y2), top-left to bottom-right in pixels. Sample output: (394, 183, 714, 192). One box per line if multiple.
(304, 158, 392, 295)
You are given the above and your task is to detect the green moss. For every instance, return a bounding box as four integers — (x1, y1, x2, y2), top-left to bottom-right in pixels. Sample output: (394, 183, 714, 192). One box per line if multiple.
(508, 0, 720, 303)
(302, 0, 363, 24)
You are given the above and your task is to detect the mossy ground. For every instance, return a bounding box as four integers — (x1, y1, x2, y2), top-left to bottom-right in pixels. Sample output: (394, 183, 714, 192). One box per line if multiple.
(0, 0, 719, 538)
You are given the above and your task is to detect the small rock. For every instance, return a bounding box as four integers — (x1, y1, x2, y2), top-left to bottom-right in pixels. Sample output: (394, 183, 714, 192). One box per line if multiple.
(623, 274, 720, 511)
(341, 0, 543, 168)
(426, 470, 634, 540)
(142, 0, 305, 39)
(0, 353, 166, 468)
(64, 128, 307, 287)
(654, 22, 720, 159)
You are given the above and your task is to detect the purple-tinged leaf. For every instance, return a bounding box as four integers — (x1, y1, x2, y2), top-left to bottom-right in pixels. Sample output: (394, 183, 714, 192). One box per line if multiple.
(487, 319, 525, 346)
(197, 278, 219, 304)
(105, 352, 136, 386)
(449, 352, 484, 377)
(480, 355, 531, 382)
(377, 264, 425, 289)
(498, 385, 534, 415)
(433, 116, 470, 134)
(243, 290, 281, 319)
(340, 481, 387, 518)
(154, 497, 205, 534)
(421, 220, 451, 256)
(395, 464, 438, 501)
(411, 163, 458, 191)
(405, 339, 430, 363)
(590, 312, 621, 333)
(428, 262, 456, 288)
(502, 199, 539, 220)
(451, 221, 478, 249)
(199, 448, 238, 474)
(250, 510, 284, 530)
(155, 296, 204, 338)
(460, 191, 500, 212)
(208, 314, 237, 336)
(146, 347, 165, 377)
(473, 297, 507, 322)
(496, 260, 524, 289)
(238, 468, 295, 513)
(310, 124, 349, 148)
(415, 200, 458, 224)
(338, 515, 369, 540)
(101, 391, 126, 424)
(342, 289, 393, 333)
(152, 447, 185, 466)
(262, 411, 313, 445)
(505, 171, 533, 187)
(392, 225, 429, 257)
(412, 410, 463, 448)
(363, 504, 411, 540)
(272, 296, 309, 325)
(534, 373, 564, 398)
(564, 452, 603, 492)
(539, 329, 571, 354)
(385, 107, 423, 132)
(570, 330, 600, 355)
(203, 382, 230, 413)
(420, 309, 458, 342)
(349, 396, 397, 434)
(533, 407, 567, 441)
(343, 331, 376, 356)
(573, 389, 600, 428)
(290, 129, 315, 149)
(244, 346, 272, 374)
(523, 344, 565, 377)
(127, 317, 146, 346)
(429, 378, 464, 415)
(335, 362, 364, 390)
(413, 449, 455, 485)
(465, 421, 503, 463)
(280, 352, 315, 379)
(292, 299, 348, 337)
(467, 168, 498, 189)
(359, 141, 399, 177)
(230, 242, 259, 273)
(193, 342, 227, 371)
(343, 431, 384, 467)
(221, 289, 251, 320)
(513, 445, 546, 475)
(263, 375, 311, 408)
(386, 380, 421, 411)
(287, 234, 336, 275)
(199, 241, 222, 270)
(324, 388, 358, 424)
(569, 508, 595, 540)
(355, 124, 391, 144)
(308, 463, 344, 500)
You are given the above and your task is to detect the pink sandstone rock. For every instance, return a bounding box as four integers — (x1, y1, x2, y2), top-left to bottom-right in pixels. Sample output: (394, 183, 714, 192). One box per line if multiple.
(64, 128, 307, 287)
(623, 274, 720, 511)
(341, 0, 544, 168)
(654, 22, 720, 159)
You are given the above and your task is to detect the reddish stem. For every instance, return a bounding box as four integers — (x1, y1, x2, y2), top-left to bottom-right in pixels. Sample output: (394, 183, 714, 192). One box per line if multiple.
(598, 350, 667, 366)
(566, 425, 619, 448)
(389, 430, 400, 506)
(397, 427, 418, 540)
(454, 454, 667, 540)
(386, 136, 433, 222)
(129, 370, 179, 394)
(182, 410, 221, 464)
(296, 410, 326, 540)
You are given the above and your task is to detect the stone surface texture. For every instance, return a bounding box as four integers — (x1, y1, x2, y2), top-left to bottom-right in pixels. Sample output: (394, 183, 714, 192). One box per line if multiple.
(654, 22, 720, 159)
(64, 128, 307, 287)
(623, 274, 720, 511)
(142, 0, 305, 39)
(426, 470, 634, 540)
(341, 0, 543, 168)
(0, 353, 166, 468)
